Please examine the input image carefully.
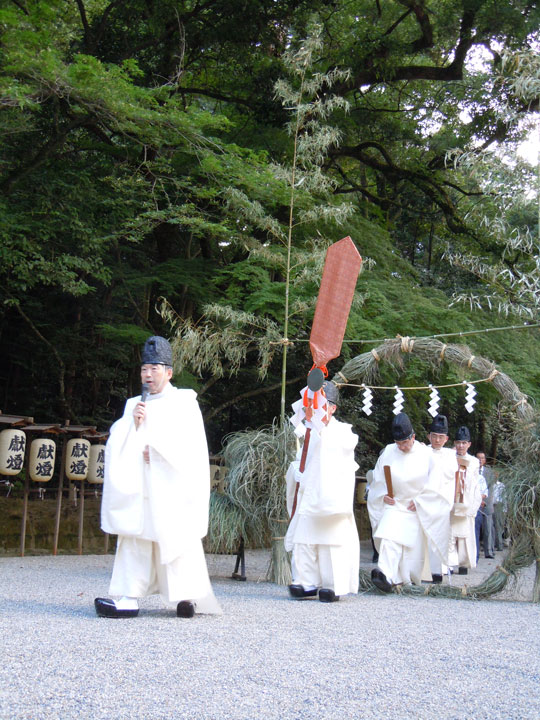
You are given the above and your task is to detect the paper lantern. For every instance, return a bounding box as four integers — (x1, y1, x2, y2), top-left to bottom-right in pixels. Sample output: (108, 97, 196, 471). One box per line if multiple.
(65, 438, 90, 481)
(0, 429, 26, 476)
(355, 477, 367, 505)
(87, 444, 105, 484)
(29, 438, 56, 482)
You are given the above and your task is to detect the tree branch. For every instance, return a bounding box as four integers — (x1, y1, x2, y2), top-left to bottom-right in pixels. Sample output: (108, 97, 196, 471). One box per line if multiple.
(10, 0, 29, 15)
(203, 374, 304, 421)
(0, 117, 89, 193)
(12, 302, 74, 421)
(74, 0, 93, 51)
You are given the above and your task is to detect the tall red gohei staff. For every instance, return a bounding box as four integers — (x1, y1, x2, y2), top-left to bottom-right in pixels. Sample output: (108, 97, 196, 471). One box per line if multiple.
(290, 235, 362, 518)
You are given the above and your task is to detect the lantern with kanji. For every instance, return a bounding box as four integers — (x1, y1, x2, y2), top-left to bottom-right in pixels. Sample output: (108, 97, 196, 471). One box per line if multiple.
(0, 429, 26, 476)
(29, 438, 56, 482)
(65, 438, 90, 481)
(87, 444, 105, 484)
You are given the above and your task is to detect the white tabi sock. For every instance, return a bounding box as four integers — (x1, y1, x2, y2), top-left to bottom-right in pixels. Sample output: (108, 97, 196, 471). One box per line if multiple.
(115, 596, 139, 611)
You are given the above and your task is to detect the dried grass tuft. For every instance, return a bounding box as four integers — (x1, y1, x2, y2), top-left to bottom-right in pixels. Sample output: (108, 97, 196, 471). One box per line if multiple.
(206, 421, 296, 583)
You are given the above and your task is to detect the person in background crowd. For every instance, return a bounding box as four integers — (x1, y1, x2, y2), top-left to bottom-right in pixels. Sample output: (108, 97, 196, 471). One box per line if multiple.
(476, 451, 495, 560)
(492, 472, 506, 551)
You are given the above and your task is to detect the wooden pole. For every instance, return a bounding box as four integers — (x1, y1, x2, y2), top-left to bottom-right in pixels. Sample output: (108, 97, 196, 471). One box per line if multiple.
(383, 465, 394, 498)
(77, 479, 85, 555)
(53, 434, 67, 555)
(19, 434, 31, 557)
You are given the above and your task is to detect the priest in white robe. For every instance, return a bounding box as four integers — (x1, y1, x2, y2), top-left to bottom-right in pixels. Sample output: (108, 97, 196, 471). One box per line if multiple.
(447, 426, 482, 574)
(285, 381, 359, 603)
(368, 413, 451, 592)
(95, 335, 221, 619)
(427, 414, 457, 582)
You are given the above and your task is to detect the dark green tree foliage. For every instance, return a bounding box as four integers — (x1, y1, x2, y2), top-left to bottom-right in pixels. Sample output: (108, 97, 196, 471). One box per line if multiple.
(0, 0, 539, 461)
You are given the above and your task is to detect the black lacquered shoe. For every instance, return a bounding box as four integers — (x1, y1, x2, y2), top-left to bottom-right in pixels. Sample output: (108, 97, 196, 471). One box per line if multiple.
(94, 597, 139, 618)
(371, 568, 392, 593)
(288, 584, 318, 599)
(176, 601, 196, 618)
(318, 588, 340, 603)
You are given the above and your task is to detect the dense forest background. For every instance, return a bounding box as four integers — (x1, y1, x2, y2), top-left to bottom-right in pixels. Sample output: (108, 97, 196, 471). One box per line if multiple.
(1, 0, 540, 472)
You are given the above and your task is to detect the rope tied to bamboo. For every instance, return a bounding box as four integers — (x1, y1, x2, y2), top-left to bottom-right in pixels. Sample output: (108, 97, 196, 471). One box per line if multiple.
(440, 344, 447, 360)
(371, 349, 381, 362)
(398, 335, 414, 352)
(271, 536, 285, 541)
(497, 565, 511, 576)
(273, 337, 294, 347)
(467, 355, 475, 368)
(337, 371, 349, 384)
(488, 368, 500, 381)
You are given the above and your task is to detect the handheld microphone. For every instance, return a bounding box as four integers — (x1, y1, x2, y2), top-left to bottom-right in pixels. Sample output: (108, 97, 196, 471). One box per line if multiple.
(141, 383, 149, 403)
(135, 383, 149, 430)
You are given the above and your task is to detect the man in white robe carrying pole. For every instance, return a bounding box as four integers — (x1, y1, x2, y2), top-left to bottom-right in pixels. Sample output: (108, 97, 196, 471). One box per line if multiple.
(368, 412, 450, 593)
(95, 335, 221, 619)
(285, 381, 360, 603)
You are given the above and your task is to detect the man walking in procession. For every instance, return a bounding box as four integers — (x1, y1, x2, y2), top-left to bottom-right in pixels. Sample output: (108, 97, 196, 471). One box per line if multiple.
(368, 412, 450, 593)
(426, 414, 456, 583)
(95, 335, 221, 618)
(285, 381, 359, 603)
(448, 426, 482, 574)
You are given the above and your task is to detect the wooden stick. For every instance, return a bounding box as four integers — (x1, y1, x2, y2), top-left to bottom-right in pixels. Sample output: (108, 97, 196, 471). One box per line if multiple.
(383, 465, 394, 498)
(290, 428, 312, 521)
(299, 427, 311, 473)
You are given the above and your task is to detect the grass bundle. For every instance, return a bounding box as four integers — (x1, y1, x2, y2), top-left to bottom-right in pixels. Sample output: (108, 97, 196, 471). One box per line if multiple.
(220, 420, 296, 584)
(223, 421, 295, 524)
(205, 492, 269, 555)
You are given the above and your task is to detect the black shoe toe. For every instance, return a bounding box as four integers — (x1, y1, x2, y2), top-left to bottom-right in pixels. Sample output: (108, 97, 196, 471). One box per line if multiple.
(176, 601, 196, 618)
(94, 597, 139, 618)
(288, 584, 317, 599)
(318, 588, 339, 603)
(371, 568, 392, 593)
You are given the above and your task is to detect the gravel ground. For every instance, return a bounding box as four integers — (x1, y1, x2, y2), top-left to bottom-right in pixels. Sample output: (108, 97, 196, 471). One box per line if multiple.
(1, 544, 538, 720)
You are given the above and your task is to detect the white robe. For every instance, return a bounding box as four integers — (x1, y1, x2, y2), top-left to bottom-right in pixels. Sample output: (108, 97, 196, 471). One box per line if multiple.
(101, 383, 221, 612)
(284, 418, 359, 596)
(368, 441, 451, 586)
(427, 446, 458, 575)
(447, 453, 482, 569)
